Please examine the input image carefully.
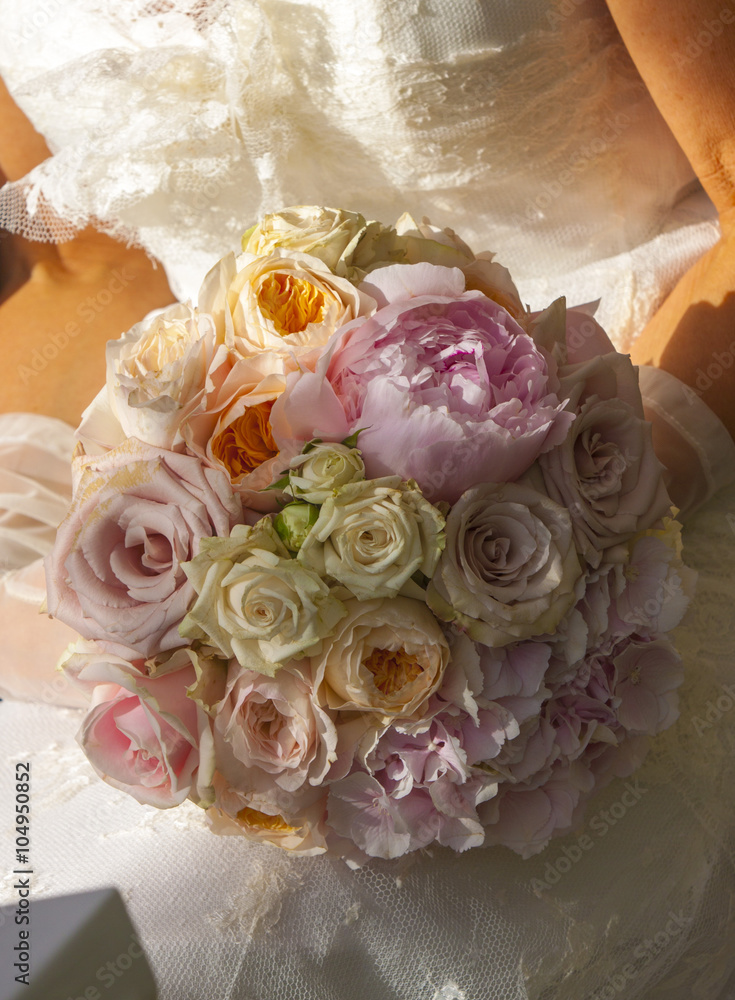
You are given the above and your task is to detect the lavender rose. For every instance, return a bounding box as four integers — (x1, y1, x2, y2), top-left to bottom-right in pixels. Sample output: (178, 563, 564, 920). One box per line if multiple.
(539, 396, 672, 566)
(45, 438, 242, 657)
(427, 482, 583, 646)
(271, 263, 573, 504)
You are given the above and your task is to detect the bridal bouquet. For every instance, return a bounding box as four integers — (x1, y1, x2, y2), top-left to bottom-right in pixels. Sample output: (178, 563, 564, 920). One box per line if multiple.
(46, 206, 693, 863)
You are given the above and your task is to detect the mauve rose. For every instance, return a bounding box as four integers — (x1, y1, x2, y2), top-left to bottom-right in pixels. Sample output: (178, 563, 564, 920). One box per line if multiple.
(45, 438, 242, 657)
(427, 482, 583, 646)
(271, 263, 573, 504)
(539, 396, 672, 567)
(78, 659, 214, 808)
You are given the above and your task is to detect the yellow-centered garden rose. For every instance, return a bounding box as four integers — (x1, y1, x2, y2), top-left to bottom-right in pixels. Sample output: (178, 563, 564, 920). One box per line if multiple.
(198, 248, 374, 362)
(311, 597, 449, 720)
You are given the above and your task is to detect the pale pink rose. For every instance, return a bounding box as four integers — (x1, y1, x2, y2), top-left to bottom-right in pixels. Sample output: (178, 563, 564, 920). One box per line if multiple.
(612, 637, 683, 733)
(78, 660, 213, 808)
(207, 772, 327, 855)
(539, 396, 672, 567)
(212, 661, 338, 794)
(271, 263, 573, 504)
(45, 438, 242, 657)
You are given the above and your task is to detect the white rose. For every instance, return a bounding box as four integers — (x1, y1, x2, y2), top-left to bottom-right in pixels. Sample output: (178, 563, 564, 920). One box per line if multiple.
(180, 519, 346, 675)
(285, 441, 365, 504)
(78, 302, 219, 453)
(311, 596, 450, 719)
(298, 477, 445, 601)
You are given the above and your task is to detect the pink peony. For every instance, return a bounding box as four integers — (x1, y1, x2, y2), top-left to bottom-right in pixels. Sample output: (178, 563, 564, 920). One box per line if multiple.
(45, 438, 242, 657)
(271, 263, 573, 504)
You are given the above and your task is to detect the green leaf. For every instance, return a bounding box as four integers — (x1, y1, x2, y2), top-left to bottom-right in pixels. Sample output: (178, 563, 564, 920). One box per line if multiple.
(341, 428, 367, 449)
(262, 474, 291, 493)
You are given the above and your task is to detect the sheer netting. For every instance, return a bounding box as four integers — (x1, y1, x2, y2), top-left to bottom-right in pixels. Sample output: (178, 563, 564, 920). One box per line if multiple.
(1, 1, 735, 998)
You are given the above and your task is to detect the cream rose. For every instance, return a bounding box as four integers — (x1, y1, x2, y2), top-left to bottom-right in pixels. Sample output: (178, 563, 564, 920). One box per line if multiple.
(285, 441, 365, 504)
(298, 477, 445, 600)
(427, 482, 583, 646)
(78, 302, 219, 453)
(311, 597, 450, 719)
(198, 248, 374, 361)
(179, 519, 346, 674)
(243, 206, 368, 274)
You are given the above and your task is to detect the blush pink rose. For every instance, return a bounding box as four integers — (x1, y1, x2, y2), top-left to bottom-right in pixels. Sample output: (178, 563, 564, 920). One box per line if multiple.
(212, 661, 338, 794)
(78, 660, 213, 808)
(45, 438, 242, 657)
(271, 263, 573, 504)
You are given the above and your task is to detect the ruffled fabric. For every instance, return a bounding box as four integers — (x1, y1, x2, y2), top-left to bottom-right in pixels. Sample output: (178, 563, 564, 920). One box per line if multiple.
(0, 414, 85, 706)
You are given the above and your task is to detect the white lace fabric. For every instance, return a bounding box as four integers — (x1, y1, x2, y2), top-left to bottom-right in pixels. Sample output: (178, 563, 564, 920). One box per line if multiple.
(1, 1, 735, 998)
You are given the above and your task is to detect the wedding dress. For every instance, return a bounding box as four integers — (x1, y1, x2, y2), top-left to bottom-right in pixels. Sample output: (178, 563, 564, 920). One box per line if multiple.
(2, 2, 735, 998)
